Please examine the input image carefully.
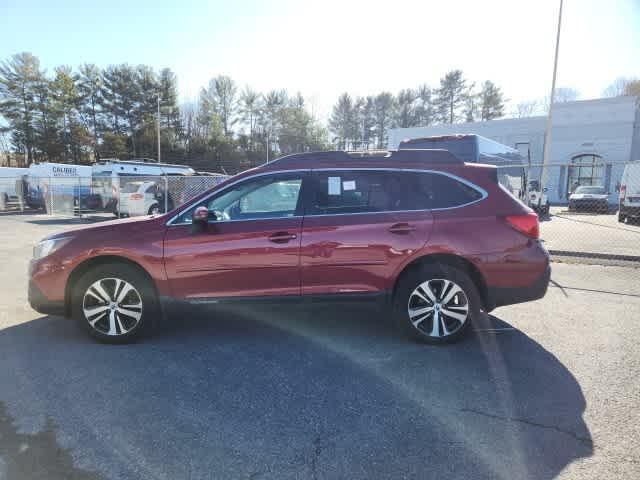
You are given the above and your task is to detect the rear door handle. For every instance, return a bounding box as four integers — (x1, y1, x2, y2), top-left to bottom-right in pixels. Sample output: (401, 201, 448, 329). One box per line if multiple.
(268, 232, 297, 243)
(388, 223, 416, 234)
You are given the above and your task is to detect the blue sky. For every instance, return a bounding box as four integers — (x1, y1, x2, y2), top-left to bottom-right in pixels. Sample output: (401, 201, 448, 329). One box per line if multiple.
(1, 0, 639, 119)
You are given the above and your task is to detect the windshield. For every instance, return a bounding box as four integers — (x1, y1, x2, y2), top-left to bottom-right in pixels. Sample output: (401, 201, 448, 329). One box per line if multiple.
(575, 186, 605, 194)
(121, 182, 144, 193)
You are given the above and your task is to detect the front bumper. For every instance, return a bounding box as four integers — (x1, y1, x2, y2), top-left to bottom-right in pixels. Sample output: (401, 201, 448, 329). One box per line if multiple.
(487, 264, 551, 310)
(28, 279, 65, 316)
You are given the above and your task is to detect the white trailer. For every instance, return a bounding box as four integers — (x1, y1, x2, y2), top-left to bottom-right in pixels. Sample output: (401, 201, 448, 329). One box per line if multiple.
(0, 167, 28, 202)
(26, 163, 93, 211)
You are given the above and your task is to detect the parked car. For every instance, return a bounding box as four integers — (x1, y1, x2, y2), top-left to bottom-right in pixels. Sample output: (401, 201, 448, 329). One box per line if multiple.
(92, 159, 195, 214)
(117, 180, 174, 216)
(526, 180, 550, 215)
(618, 161, 640, 224)
(568, 186, 609, 212)
(28, 149, 550, 345)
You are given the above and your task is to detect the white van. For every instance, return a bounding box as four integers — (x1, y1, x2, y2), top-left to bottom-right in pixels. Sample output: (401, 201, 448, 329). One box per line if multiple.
(618, 161, 640, 223)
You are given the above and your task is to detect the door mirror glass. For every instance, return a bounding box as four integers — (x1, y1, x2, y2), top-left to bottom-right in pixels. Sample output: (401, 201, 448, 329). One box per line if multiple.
(192, 206, 209, 222)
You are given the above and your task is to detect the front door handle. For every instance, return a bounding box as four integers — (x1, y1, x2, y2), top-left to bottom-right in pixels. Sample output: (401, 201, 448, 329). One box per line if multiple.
(389, 223, 416, 234)
(268, 232, 297, 243)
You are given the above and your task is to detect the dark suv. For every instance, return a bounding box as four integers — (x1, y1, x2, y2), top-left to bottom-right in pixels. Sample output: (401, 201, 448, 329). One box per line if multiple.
(29, 149, 550, 345)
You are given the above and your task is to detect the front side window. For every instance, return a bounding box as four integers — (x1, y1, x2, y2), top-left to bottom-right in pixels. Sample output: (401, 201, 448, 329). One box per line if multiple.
(176, 174, 303, 223)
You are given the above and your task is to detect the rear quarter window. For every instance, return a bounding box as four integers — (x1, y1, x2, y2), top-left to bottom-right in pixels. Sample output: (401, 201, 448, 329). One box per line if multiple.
(405, 172, 484, 209)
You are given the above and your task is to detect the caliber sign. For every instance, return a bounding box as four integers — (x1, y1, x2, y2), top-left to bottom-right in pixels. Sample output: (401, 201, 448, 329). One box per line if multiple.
(52, 166, 79, 176)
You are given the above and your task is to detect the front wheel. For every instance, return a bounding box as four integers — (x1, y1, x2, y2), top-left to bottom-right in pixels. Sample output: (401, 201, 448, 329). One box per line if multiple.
(618, 211, 627, 223)
(148, 204, 160, 215)
(72, 264, 158, 343)
(542, 201, 550, 215)
(393, 264, 480, 344)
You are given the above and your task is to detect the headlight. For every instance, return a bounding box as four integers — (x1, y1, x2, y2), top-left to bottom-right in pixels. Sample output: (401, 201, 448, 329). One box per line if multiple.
(33, 236, 73, 260)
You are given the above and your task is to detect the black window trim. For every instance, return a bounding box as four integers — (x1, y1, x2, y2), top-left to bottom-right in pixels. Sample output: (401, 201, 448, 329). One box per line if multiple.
(167, 170, 310, 226)
(303, 168, 487, 216)
(166, 167, 487, 226)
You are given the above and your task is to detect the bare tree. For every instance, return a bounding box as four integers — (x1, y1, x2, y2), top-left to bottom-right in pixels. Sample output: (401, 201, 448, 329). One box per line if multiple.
(512, 100, 543, 118)
(553, 87, 579, 103)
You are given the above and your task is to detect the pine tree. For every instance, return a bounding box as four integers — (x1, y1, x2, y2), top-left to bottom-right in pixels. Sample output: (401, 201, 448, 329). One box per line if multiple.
(394, 89, 418, 128)
(328, 93, 355, 150)
(373, 92, 395, 148)
(415, 85, 434, 126)
(479, 80, 505, 121)
(77, 64, 103, 159)
(434, 70, 467, 124)
(0, 52, 43, 164)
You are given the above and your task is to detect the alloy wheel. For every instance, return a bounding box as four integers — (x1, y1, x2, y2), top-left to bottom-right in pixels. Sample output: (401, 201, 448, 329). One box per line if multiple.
(407, 279, 469, 338)
(82, 278, 143, 336)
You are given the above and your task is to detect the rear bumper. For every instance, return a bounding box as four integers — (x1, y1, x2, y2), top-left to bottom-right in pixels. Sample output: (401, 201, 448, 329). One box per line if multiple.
(28, 279, 65, 316)
(487, 264, 551, 310)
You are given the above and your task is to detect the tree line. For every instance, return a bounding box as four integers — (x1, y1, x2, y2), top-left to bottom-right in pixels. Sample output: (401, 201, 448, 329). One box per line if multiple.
(2, 51, 637, 173)
(0, 52, 329, 173)
(328, 70, 506, 150)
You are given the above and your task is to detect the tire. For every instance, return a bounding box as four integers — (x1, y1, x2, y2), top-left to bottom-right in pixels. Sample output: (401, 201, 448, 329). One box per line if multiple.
(393, 264, 480, 345)
(618, 210, 626, 223)
(148, 204, 160, 215)
(72, 263, 158, 344)
(542, 202, 550, 215)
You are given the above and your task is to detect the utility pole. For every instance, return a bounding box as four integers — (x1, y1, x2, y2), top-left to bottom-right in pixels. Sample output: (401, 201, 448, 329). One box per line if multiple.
(157, 95, 161, 163)
(541, 0, 563, 189)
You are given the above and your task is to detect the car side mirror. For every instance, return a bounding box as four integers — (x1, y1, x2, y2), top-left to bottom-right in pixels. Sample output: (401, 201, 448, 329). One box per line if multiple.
(191, 206, 210, 233)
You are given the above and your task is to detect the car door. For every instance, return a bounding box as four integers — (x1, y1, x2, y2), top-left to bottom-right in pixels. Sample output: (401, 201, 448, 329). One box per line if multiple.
(299, 169, 433, 296)
(163, 171, 308, 300)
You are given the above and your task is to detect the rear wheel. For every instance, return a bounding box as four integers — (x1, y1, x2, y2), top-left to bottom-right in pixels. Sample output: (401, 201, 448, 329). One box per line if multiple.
(393, 264, 480, 344)
(72, 264, 158, 343)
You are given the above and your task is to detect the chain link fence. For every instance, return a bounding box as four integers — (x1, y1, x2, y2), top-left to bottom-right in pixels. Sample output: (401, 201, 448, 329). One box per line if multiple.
(1, 160, 638, 272)
(497, 161, 640, 273)
(0, 173, 229, 218)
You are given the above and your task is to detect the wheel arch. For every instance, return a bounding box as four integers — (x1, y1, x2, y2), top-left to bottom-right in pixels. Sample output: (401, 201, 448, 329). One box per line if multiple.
(64, 255, 158, 317)
(392, 253, 491, 311)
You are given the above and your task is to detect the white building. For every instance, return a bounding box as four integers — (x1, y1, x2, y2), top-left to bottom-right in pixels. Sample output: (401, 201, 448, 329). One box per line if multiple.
(388, 96, 640, 204)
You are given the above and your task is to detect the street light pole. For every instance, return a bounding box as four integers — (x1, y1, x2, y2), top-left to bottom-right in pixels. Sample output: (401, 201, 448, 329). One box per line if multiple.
(157, 95, 161, 163)
(541, 0, 563, 189)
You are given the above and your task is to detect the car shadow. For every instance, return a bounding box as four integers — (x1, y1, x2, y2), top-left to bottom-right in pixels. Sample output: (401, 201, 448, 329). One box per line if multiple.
(0, 307, 592, 480)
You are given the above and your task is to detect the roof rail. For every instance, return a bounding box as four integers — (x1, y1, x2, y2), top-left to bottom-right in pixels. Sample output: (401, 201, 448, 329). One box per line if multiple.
(268, 149, 463, 167)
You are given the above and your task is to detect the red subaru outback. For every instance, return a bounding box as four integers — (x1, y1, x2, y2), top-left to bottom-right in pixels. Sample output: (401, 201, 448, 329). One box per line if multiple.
(28, 150, 550, 345)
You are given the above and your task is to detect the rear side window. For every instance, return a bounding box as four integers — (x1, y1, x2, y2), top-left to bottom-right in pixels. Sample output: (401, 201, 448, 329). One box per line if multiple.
(309, 171, 406, 215)
(405, 172, 484, 209)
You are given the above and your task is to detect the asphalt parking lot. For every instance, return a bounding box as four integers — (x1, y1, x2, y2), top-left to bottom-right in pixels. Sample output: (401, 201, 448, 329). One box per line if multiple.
(0, 213, 639, 479)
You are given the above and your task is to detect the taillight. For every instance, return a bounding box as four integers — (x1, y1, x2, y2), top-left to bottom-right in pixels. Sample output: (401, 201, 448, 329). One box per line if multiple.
(620, 185, 626, 200)
(505, 213, 539, 239)
(130, 193, 144, 200)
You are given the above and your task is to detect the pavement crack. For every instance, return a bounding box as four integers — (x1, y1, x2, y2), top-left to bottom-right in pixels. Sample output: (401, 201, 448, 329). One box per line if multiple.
(460, 408, 594, 445)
